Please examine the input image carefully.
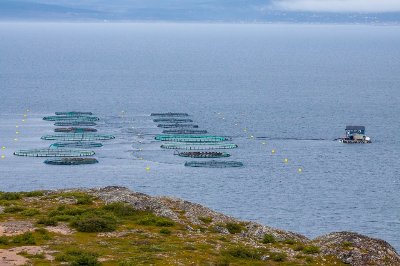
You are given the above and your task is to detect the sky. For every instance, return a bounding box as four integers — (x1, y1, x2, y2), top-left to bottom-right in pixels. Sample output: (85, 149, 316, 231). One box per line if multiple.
(0, 0, 399, 22)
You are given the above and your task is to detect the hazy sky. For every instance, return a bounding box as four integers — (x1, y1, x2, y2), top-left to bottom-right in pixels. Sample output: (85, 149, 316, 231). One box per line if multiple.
(272, 0, 400, 13)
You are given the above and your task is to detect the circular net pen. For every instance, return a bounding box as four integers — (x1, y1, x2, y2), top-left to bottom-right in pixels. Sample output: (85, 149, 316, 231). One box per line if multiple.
(14, 149, 95, 157)
(162, 129, 208, 134)
(161, 143, 238, 150)
(157, 124, 199, 128)
(55, 121, 97, 126)
(153, 118, 193, 123)
(50, 142, 103, 148)
(150, 112, 189, 117)
(55, 112, 93, 116)
(43, 116, 99, 121)
(184, 160, 244, 168)
(41, 134, 115, 141)
(155, 135, 231, 143)
(44, 158, 98, 165)
(177, 151, 231, 158)
(54, 127, 97, 133)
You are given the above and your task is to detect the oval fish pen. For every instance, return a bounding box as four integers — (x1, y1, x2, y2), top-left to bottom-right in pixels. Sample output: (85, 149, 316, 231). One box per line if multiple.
(184, 160, 244, 168)
(14, 149, 95, 157)
(162, 129, 208, 134)
(161, 143, 238, 150)
(55, 112, 93, 116)
(41, 134, 115, 141)
(50, 142, 103, 148)
(54, 127, 97, 133)
(153, 118, 193, 123)
(151, 112, 189, 117)
(44, 158, 98, 165)
(177, 151, 231, 158)
(43, 116, 100, 121)
(55, 121, 97, 126)
(155, 135, 231, 142)
(157, 124, 199, 128)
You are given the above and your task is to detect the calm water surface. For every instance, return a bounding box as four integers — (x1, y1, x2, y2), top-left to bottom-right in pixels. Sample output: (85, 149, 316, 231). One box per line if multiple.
(0, 23, 399, 250)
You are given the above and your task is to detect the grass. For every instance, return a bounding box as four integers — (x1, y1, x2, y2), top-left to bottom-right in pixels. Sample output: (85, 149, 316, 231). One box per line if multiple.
(262, 234, 276, 244)
(225, 222, 245, 234)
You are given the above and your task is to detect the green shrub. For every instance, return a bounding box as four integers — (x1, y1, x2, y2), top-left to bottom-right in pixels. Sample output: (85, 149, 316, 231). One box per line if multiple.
(21, 208, 40, 216)
(56, 250, 100, 266)
(24, 191, 44, 197)
(224, 246, 261, 260)
(293, 244, 305, 251)
(0, 192, 22, 200)
(37, 217, 58, 226)
(103, 202, 137, 217)
(262, 234, 276, 244)
(35, 228, 52, 240)
(199, 216, 213, 224)
(71, 214, 117, 232)
(302, 246, 320, 254)
(342, 241, 353, 247)
(12, 232, 36, 245)
(159, 228, 171, 235)
(283, 238, 296, 245)
(270, 252, 287, 262)
(76, 195, 93, 205)
(0, 236, 9, 245)
(137, 215, 174, 227)
(225, 223, 243, 234)
(4, 206, 24, 213)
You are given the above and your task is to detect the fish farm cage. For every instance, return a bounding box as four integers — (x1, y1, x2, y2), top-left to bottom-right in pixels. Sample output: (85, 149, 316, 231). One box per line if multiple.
(184, 160, 243, 168)
(54, 127, 97, 133)
(177, 151, 231, 158)
(14, 149, 95, 157)
(157, 124, 199, 128)
(161, 143, 238, 150)
(155, 135, 232, 142)
(54, 121, 97, 127)
(41, 134, 115, 141)
(50, 142, 103, 148)
(150, 112, 189, 117)
(55, 112, 93, 116)
(153, 118, 193, 123)
(162, 129, 208, 134)
(44, 157, 98, 165)
(43, 116, 100, 121)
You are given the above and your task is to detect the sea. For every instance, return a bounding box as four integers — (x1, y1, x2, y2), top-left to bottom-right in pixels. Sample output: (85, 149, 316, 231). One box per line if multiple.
(0, 23, 399, 251)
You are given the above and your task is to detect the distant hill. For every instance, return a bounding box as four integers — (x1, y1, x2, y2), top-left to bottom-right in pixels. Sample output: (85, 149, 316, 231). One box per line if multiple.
(0, 0, 399, 23)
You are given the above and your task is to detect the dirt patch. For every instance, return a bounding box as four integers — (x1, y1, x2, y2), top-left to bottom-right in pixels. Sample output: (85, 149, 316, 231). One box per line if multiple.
(45, 223, 75, 235)
(0, 221, 34, 236)
(0, 249, 28, 266)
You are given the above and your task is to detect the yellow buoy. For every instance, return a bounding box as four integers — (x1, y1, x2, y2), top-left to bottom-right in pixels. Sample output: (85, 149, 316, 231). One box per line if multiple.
(22, 119, 25, 122)
(1, 146, 5, 150)
(1, 155, 5, 159)
(284, 158, 288, 163)
(146, 166, 150, 171)
(271, 149, 275, 154)
(23, 114, 27, 117)
(16, 125, 19, 128)
(298, 168, 302, 173)
(16, 131, 19, 134)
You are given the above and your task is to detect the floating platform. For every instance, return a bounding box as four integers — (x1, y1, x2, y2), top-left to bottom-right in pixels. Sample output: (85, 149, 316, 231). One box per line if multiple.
(150, 112, 189, 117)
(14, 149, 95, 157)
(54, 127, 97, 133)
(177, 151, 231, 158)
(162, 129, 208, 134)
(55, 121, 97, 127)
(161, 143, 238, 150)
(155, 135, 231, 142)
(43, 116, 99, 121)
(44, 158, 98, 165)
(184, 160, 243, 168)
(55, 112, 93, 116)
(153, 118, 193, 123)
(338, 139, 372, 144)
(50, 142, 103, 148)
(157, 124, 199, 128)
(41, 134, 115, 141)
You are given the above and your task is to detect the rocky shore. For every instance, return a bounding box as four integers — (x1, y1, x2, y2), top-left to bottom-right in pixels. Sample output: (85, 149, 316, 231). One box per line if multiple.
(0, 186, 399, 265)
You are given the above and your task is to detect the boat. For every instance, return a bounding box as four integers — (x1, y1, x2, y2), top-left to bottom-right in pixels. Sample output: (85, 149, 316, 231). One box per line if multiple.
(50, 142, 103, 148)
(55, 112, 93, 116)
(54, 127, 97, 133)
(161, 143, 238, 150)
(176, 151, 231, 158)
(155, 135, 231, 142)
(157, 124, 199, 128)
(153, 118, 193, 123)
(41, 134, 115, 141)
(184, 160, 243, 168)
(162, 129, 208, 134)
(44, 157, 98, 165)
(43, 116, 99, 121)
(150, 112, 189, 117)
(14, 149, 95, 157)
(55, 121, 97, 126)
(338, 126, 371, 144)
